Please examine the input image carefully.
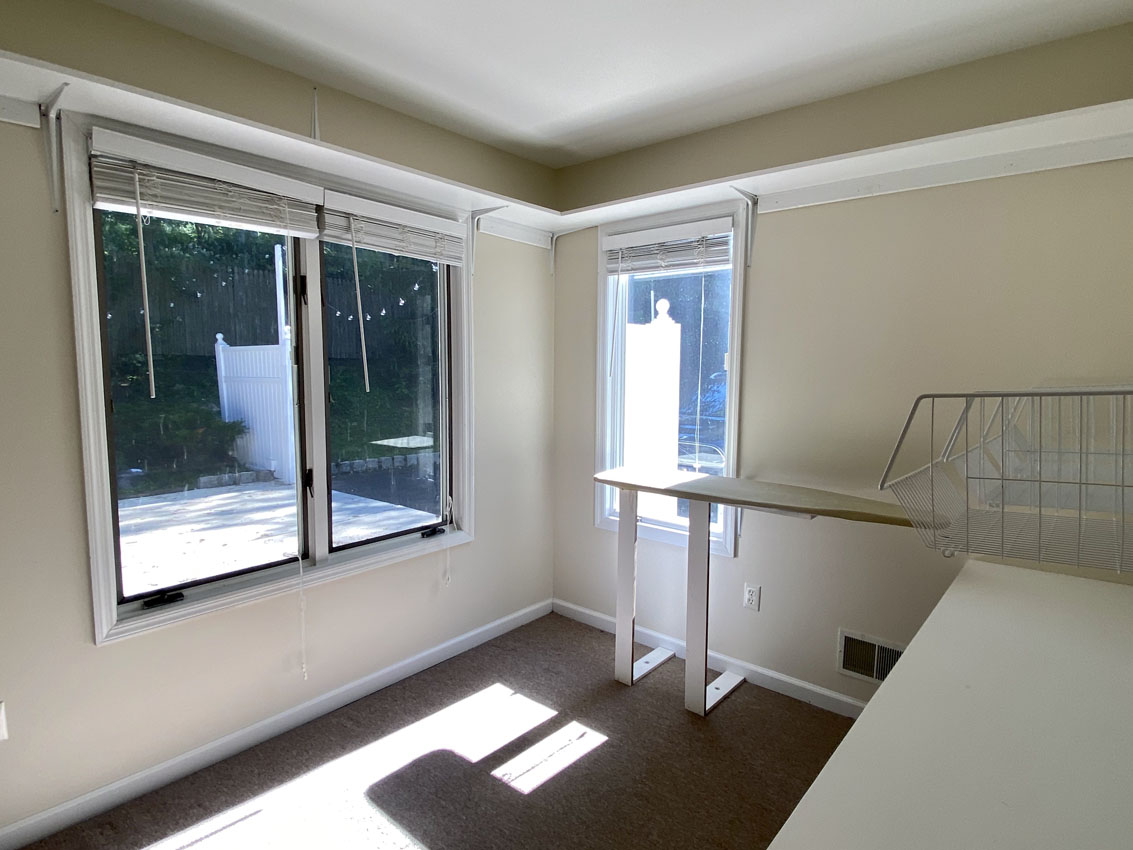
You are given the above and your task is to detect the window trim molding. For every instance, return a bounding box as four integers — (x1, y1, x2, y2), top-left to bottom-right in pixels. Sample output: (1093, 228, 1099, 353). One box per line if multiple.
(63, 114, 119, 641)
(62, 114, 477, 643)
(593, 201, 749, 557)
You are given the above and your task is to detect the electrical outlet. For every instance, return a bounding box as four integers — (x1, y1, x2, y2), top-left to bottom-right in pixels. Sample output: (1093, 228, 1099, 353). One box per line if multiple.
(0, 701, 7, 741)
(743, 584, 761, 611)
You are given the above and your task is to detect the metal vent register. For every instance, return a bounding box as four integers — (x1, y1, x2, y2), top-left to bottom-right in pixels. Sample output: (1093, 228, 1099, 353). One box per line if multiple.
(880, 390, 1133, 572)
(838, 629, 904, 683)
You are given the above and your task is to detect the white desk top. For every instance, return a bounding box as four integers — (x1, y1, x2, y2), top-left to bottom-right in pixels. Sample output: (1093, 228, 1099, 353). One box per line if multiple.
(770, 559, 1133, 850)
(594, 467, 911, 527)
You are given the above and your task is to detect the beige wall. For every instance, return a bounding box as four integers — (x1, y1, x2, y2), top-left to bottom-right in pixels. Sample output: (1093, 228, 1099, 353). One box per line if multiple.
(0, 0, 558, 209)
(3, 0, 1133, 831)
(552, 158, 1133, 702)
(0, 121, 554, 827)
(556, 24, 1133, 210)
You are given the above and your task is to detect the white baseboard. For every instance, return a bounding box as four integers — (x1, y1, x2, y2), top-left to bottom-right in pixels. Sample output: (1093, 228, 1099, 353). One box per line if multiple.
(551, 598, 866, 719)
(0, 598, 552, 850)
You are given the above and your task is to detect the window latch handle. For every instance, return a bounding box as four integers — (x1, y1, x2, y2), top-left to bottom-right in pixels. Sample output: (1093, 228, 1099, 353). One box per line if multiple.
(141, 590, 185, 609)
(303, 468, 314, 498)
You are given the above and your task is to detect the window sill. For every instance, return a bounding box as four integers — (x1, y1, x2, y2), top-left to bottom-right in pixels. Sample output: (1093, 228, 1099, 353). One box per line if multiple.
(102, 527, 472, 643)
(596, 514, 736, 558)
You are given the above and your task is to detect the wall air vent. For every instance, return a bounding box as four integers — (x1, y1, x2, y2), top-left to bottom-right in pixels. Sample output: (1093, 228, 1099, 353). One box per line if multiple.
(837, 628, 905, 683)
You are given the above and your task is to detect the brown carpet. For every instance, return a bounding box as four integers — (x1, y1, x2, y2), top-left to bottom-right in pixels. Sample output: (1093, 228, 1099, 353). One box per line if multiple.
(24, 613, 852, 850)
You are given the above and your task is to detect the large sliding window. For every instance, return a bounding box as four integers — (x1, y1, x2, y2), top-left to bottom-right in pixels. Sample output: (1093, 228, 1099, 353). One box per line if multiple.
(67, 127, 472, 640)
(596, 207, 747, 554)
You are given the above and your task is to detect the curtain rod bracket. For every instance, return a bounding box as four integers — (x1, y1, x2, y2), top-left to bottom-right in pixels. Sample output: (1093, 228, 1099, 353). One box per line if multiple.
(468, 206, 507, 277)
(40, 83, 69, 213)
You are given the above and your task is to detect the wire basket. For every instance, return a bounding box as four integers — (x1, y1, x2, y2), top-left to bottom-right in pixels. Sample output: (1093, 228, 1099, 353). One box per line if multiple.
(880, 391, 1133, 571)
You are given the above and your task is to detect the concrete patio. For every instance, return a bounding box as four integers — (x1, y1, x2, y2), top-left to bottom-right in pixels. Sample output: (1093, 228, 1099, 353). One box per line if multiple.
(118, 481, 438, 597)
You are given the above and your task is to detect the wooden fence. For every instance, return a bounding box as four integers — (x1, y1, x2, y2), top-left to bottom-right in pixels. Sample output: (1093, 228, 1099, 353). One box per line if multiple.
(103, 259, 436, 362)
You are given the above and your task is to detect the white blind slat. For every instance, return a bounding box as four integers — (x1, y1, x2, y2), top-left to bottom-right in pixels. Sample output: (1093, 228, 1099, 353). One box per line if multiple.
(320, 208, 464, 267)
(601, 216, 734, 252)
(91, 128, 324, 205)
(324, 190, 465, 239)
(91, 157, 320, 238)
(605, 232, 732, 275)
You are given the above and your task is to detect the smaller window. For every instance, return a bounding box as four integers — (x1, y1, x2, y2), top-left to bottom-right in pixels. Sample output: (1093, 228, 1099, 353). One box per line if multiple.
(596, 207, 747, 554)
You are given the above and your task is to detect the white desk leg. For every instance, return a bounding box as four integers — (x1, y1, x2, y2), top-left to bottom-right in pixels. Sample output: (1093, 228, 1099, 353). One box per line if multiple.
(685, 499, 711, 713)
(615, 488, 638, 685)
(684, 499, 744, 715)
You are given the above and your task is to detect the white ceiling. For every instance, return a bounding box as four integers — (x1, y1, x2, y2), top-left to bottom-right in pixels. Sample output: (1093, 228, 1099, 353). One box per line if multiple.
(97, 0, 1132, 167)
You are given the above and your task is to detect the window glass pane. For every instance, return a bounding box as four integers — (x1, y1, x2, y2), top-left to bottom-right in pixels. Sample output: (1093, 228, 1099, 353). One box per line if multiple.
(620, 262, 732, 525)
(322, 242, 445, 548)
(97, 211, 300, 600)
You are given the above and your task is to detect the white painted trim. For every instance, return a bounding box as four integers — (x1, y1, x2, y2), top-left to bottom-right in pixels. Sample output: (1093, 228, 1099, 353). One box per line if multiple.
(105, 530, 474, 643)
(475, 215, 552, 249)
(451, 256, 475, 539)
(91, 127, 324, 204)
(550, 598, 867, 719)
(721, 199, 749, 553)
(2, 52, 1131, 237)
(0, 598, 552, 850)
(757, 133, 1133, 213)
(0, 94, 39, 127)
(61, 114, 119, 643)
(323, 189, 466, 238)
(300, 236, 330, 563)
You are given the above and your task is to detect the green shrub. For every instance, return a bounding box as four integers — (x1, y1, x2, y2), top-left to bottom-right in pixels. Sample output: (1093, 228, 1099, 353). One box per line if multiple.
(111, 353, 246, 494)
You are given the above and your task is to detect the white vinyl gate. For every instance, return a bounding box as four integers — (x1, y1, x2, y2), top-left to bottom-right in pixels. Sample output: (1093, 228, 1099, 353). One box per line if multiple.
(214, 245, 297, 485)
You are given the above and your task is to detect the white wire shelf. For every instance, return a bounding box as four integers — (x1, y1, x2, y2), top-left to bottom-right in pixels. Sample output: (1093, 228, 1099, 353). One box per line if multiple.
(880, 390, 1133, 572)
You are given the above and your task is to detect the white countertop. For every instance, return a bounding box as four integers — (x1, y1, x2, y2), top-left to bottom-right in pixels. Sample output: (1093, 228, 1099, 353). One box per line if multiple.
(594, 466, 911, 527)
(770, 559, 1133, 850)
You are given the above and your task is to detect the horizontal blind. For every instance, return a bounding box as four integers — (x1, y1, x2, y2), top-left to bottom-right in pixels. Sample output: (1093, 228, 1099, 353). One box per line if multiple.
(605, 231, 732, 275)
(90, 156, 320, 237)
(320, 208, 464, 266)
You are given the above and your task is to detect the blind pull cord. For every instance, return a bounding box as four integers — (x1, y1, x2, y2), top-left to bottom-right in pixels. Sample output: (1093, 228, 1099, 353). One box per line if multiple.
(348, 215, 371, 393)
(441, 496, 454, 588)
(281, 207, 308, 685)
(132, 166, 157, 399)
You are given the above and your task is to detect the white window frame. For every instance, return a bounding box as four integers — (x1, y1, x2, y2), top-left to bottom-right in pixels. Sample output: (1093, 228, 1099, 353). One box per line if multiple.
(595, 202, 748, 556)
(61, 116, 476, 643)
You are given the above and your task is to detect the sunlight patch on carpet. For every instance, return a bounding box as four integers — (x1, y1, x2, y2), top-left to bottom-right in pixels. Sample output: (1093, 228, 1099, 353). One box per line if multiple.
(142, 683, 557, 850)
(491, 721, 608, 794)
